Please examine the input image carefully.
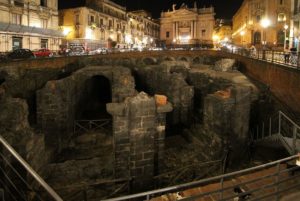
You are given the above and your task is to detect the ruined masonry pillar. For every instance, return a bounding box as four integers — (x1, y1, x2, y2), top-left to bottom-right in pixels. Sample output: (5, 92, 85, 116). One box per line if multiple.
(107, 92, 172, 192)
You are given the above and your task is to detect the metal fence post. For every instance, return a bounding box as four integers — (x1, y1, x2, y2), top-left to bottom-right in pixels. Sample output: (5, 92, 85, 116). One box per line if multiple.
(269, 117, 272, 137)
(279, 112, 282, 135)
(293, 125, 297, 154)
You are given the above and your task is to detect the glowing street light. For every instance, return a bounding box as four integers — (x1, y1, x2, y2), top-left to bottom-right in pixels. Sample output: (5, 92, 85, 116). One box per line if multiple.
(260, 18, 271, 59)
(260, 18, 271, 28)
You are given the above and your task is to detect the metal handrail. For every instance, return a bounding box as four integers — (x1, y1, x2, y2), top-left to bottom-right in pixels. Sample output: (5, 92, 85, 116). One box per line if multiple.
(279, 111, 300, 130)
(253, 110, 300, 154)
(223, 47, 300, 69)
(0, 135, 63, 201)
(102, 154, 299, 201)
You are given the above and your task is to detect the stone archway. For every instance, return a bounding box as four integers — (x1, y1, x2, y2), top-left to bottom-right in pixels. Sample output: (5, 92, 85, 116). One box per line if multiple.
(37, 66, 136, 147)
(77, 75, 112, 120)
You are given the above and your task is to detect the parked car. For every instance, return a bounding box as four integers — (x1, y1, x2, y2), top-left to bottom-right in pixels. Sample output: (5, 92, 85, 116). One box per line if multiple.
(90, 48, 108, 55)
(7, 49, 35, 60)
(33, 48, 53, 57)
(68, 47, 86, 56)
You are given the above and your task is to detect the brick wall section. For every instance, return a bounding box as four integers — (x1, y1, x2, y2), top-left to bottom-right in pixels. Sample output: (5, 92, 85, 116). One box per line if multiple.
(37, 66, 135, 148)
(203, 86, 255, 162)
(137, 65, 194, 126)
(107, 92, 172, 191)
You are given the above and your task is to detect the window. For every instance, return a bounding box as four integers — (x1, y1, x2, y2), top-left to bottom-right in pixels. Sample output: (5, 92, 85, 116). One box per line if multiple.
(100, 19, 103, 25)
(109, 20, 113, 28)
(166, 31, 170, 38)
(12, 37, 22, 50)
(41, 39, 48, 48)
(40, 0, 47, 7)
(277, 31, 285, 45)
(280, 0, 283, 5)
(12, 13, 21, 25)
(256, 15, 261, 22)
(42, 19, 47, 28)
(278, 13, 286, 22)
(253, 32, 261, 44)
(201, 29, 206, 37)
(75, 14, 80, 25)
(88, 15, 94, 25)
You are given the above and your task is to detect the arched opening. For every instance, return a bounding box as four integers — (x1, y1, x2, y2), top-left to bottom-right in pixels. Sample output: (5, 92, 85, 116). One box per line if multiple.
(179, 57, 188, 62)
(0, 78, 4, 85)
(277, 31, 285, 46)
(77, 75, 112, 120)
(253, 32, 261, 45)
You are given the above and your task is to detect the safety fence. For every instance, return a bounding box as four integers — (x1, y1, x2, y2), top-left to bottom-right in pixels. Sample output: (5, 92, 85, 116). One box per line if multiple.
(0, 135, 63, 201)
(223, 47, 300, 69)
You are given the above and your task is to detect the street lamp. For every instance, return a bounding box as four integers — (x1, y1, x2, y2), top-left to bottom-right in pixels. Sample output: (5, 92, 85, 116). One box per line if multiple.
(284, 24, 288, 50)
(260, 18, 271, 60)
(260, 18, 271, 46)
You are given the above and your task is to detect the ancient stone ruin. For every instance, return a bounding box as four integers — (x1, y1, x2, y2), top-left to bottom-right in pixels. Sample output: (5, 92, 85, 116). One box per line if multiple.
(0, 54, 261, 200)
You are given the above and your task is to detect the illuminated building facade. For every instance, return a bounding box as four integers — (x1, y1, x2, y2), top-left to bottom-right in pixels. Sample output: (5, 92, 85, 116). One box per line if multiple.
(160, 3, 215, 47)
(127, 10, 159, 48)
(0, 0, 62, 52)
(213, 19, 232, 45)
(59, 0, 127, 49)
(291, 0, 300, 50)
(232, 0, 291, 49)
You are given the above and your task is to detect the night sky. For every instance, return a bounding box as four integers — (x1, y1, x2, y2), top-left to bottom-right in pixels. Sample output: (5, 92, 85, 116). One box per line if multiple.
(58, 0, 243, 19)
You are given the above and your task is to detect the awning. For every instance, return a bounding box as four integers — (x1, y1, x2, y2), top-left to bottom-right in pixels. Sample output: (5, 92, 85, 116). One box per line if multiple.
(0, 22, 64, 37)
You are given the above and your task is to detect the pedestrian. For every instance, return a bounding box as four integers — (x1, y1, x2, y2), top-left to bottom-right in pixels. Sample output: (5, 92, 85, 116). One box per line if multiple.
(284, 48, 290, 63)
(250, 45, 256, 57)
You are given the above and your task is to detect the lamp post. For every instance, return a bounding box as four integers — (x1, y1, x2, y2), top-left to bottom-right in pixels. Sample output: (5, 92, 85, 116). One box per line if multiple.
(260, 18, 271, 59)
(284, 24, 288, 50)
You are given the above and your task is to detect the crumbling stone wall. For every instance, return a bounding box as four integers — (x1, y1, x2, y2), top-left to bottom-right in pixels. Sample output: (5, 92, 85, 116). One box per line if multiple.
(135, 62, 194, 126)
(37, 66, 135, 148)
(0, 95, 53, 180)
(107, 92, 172, 191)
(188, 59, 258, 162)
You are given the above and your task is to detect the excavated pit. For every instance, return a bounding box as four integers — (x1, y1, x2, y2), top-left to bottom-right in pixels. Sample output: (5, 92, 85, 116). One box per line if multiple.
(0, 55, 294, 200)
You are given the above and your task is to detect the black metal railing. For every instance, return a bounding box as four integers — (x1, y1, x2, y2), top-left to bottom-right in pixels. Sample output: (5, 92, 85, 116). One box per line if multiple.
(102, 154, 300, 201)
(74, 119, 112, 135)
(0, 135, 63, 201)
(253, 111, 300, 155)
(223, 47, 300, 69)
